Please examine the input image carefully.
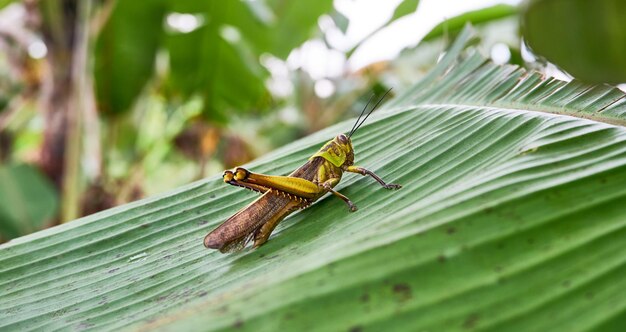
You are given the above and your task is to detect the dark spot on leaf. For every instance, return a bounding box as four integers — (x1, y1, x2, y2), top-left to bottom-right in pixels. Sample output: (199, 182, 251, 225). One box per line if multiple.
(76, 322, 95, 331)
(437, 255, 446, 263)
(198, 220, 208, 226)
(233, 319, 244, 329)
(284, 312, 294, 320)
(349, 325, 363, 332)
(446, 227, 456, 234)
(164, 255, 172, 260)
(52, 308, 68, 317)
(108, 268, 119, 274)
(157, 296, 167, 303)
(141, 224, 150, 228)
(392, 283, 412, 302)
(360, 293, 370, 303)
(197, 291, 208, 298)
(259, 253, 266, 258)
(463, 313, 480, 329)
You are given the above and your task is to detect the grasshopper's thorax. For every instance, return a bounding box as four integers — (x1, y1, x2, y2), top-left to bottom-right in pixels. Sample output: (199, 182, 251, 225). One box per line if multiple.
(310, 134, 355, 168)
(309, 134, 354, 186)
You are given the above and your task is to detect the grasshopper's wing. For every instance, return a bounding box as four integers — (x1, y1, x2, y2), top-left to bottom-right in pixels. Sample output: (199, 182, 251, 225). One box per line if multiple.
(204, 190, 302, 252)
(218, 228, 258, 253)
(233, 167, 322, 199)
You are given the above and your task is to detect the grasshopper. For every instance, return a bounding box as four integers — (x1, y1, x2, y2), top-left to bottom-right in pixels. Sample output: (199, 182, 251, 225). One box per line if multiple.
(204, 91, 400, 253)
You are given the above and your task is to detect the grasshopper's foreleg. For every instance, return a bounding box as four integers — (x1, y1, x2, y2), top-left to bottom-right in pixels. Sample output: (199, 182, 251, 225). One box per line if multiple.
(321, 178, 358, 212)
(345, 166, 402, 189)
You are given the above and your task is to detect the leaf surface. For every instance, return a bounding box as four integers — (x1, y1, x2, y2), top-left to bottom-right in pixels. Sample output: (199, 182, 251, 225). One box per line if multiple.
(2, 26, 626, 331)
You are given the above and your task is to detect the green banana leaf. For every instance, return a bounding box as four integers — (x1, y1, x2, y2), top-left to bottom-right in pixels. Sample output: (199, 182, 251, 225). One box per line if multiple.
(3, 26, 626, 331)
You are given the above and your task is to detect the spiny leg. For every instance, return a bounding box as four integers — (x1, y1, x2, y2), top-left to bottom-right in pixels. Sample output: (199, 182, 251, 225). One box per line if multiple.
(322, 180, 357, 212)
(345, 165, 402, 189)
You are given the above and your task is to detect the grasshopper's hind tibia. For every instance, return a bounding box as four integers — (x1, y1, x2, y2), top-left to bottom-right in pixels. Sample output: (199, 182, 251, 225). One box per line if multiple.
(345, 166, 402, 190)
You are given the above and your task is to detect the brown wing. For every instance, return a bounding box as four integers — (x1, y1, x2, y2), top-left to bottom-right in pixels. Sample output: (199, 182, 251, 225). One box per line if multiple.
(205, 157, 327, 252)
(204, 191, 301, 252)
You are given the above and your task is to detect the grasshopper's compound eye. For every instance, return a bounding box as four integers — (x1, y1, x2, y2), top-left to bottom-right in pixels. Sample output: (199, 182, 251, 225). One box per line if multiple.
(234, 167, 249, 181)
(337, 134, 349, 144)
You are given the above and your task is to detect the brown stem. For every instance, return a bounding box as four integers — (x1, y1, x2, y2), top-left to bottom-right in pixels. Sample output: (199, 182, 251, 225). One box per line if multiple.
(38, 0, 96, 222)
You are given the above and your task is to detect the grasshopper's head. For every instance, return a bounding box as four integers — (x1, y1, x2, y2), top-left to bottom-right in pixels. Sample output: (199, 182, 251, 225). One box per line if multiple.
(333, 133, 354, 166)
(311, 133, 354, 168)
(311, 89, 392, 168)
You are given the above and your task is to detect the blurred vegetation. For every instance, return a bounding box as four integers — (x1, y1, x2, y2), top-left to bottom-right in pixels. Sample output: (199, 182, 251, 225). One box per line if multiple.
(522, 0, 626, 84)
(0, 0, 624, 241)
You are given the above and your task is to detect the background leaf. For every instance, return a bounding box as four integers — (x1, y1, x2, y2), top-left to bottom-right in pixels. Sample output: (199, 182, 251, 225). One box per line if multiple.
(0, 164, 58, 239)
(94, 0, 167, 116)
(422, 4, 518, 42)
(2, 26, 626, 331)
(390, 0, 420, 22)
(522, 0, 626, 84)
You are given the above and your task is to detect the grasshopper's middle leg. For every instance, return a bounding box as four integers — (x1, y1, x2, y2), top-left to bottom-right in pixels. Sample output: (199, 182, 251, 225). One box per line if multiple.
(321, 178, 358, 212)
(345, 166, 402, 189)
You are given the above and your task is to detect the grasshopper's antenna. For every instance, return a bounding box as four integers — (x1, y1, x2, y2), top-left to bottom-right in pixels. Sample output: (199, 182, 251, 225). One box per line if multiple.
(350, 88, 392, 137)
(348, 93, 375, 138)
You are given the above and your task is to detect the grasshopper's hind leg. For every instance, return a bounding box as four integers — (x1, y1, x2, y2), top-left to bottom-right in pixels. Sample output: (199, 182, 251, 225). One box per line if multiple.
(231, 167, 322, 199)
(253, 217, 281, 248)
(345, 166, 402, 189)
(223, 170, 270, 194)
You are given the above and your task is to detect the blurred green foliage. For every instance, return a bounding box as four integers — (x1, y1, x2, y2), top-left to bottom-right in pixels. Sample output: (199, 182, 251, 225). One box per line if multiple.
(0, 163, 58, 240)
(95, 0, 334, 122)
(1, 0, 626, 241)
(522, 0, 626, 83)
